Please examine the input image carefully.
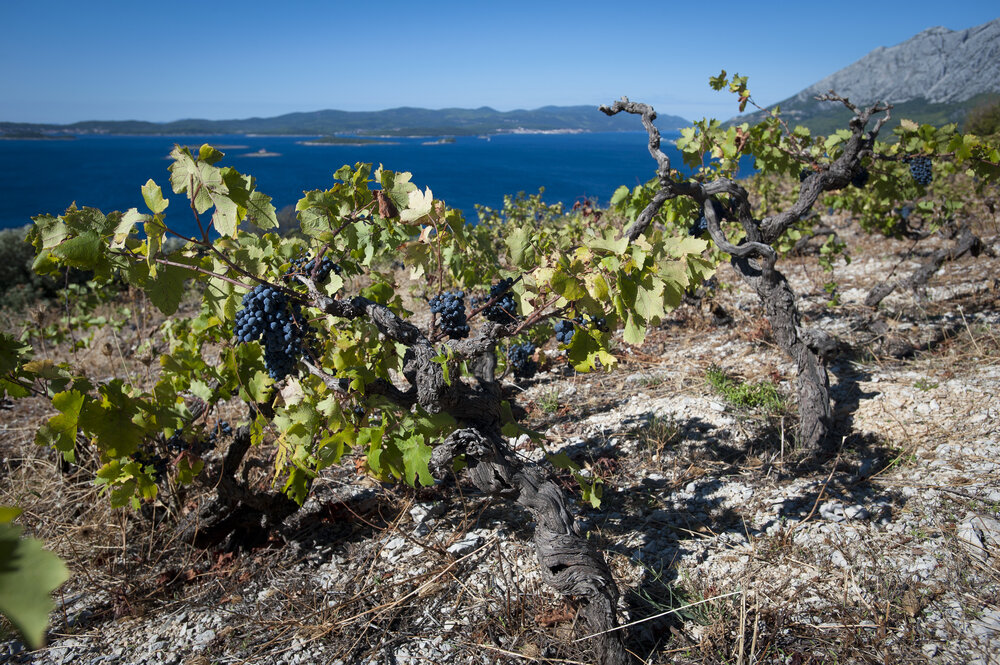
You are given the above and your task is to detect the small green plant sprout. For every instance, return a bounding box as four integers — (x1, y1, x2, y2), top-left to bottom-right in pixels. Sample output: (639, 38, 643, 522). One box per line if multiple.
(539, 389, 561, 414)
(637, 415, 681, 463)
(705, 365, 787, 413)
(823, 281, 841, 307)
(913, 377, 938, 391)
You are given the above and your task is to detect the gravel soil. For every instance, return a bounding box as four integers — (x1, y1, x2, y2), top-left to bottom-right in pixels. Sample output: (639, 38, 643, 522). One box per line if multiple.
(2, 216, 999, 665)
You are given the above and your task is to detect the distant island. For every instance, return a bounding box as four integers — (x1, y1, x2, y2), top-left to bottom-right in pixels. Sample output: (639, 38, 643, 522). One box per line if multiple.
(298, 136, 398, 146)
(0, 130, 74, 140)
(0, 105, 690, 139)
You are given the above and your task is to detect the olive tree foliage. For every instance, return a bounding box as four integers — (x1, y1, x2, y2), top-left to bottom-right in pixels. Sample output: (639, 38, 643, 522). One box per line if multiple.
(605, 72, 1000, 453)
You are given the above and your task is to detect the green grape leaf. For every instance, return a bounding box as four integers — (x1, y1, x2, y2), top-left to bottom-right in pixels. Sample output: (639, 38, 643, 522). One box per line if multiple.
(29, 214, 70, 251)
(634, 279, 666, 323)
(505, 226, 535, 269)
(188, 379, 214, 403)
(52, 230, 102, 268)
(35, 390, 86, 462)
(0, 507, 21, 524)
(551, 270, 586, 301)
(198, 144, 225, 164)
(588, 233, 629, 255)
(0, 332, 31, 375)
(141, 179, 169, 214)
(175, 456, 204, 486)
(144, 261, 193, 316)
(400, 187, 433, 222)
(623, 312, 647, 346)
(399, 435, 434, 487)
(96, 460, 158, 509)
(143, 217, 166, 266)
(247, 190, 278, 230)
(609, 185, 630, 207)
(113, 208, 146, 248)
(79, 382, 144, 458)
(584, 273, 611, 302)
(0, 523, 70, 649)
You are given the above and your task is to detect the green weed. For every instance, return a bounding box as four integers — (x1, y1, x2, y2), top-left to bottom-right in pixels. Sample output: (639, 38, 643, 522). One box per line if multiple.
(705, 365, 788, 413)
(539, 390, 560, 414)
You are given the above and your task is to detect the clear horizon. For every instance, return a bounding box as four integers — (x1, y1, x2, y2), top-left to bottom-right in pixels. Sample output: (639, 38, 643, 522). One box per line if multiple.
(2, 1, 997, 125)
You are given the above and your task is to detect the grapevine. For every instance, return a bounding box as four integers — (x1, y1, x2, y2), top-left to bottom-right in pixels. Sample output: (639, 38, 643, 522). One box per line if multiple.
(10, 72, 996, 665)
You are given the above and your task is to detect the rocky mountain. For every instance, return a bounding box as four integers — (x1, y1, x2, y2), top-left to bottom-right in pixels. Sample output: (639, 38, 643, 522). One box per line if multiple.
(738, 17, 1000, 133)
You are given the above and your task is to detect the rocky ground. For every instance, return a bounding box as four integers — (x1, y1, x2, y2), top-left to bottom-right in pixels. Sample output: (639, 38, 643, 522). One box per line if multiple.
(2, 216, 999, 664)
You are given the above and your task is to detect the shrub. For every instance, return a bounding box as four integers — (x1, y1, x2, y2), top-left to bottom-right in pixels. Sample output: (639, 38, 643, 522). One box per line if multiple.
(0, 225, 93, 310)
(963, 96, 1000, 137)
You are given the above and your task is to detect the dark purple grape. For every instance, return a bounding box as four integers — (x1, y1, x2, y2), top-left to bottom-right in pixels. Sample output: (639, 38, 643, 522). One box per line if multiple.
(234, 284, 307, 380)
(507, 342, 537, 379)
(906, 156, 933, 186)
(851, 168, 869, 188)
(554, 319, 575, 345)
(430, 291, 470, 339)
(284, 254, 340, 283)
(482, 278, 518, 323)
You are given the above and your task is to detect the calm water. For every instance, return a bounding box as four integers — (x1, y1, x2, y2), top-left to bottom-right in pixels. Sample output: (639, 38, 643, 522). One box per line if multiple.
(0, 132, 716, 236)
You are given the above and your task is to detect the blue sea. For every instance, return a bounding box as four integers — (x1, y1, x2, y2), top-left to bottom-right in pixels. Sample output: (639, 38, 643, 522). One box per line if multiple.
(0, 132, 725, 236)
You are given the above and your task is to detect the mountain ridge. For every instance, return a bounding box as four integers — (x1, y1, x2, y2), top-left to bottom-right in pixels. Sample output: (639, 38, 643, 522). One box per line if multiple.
(732, 17, 1000, 133)
(0, 105, 690, 138)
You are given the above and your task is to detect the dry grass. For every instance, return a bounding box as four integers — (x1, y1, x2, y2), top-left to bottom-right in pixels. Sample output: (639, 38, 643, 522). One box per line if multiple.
(2, 211, 1000, 663)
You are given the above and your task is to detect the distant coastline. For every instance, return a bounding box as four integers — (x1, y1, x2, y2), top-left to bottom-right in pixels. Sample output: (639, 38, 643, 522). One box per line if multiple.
(298, 136, 398, 146)
(0, 105, 690, 140)
(500, 128, 585, 135)
(0, 133, 75, 140)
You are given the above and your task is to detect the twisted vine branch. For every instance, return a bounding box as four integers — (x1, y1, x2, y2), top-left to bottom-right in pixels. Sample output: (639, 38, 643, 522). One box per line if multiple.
(601, 93, 891, 453)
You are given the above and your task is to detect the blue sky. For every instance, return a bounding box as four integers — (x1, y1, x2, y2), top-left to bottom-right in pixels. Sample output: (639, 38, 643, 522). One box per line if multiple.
(2, 1, 997, 124)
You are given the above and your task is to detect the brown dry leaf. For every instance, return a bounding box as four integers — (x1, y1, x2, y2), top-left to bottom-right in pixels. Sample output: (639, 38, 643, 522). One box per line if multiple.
(536, 601, 576, 627)
(902, 587, 926, 618)
(375, 190, 398, 219)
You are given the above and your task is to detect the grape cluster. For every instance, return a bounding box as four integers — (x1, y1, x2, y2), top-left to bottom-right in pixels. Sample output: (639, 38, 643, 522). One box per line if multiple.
(163, 420, 231, 458)
(851, 167, 869, 188)
(689, 215, 708, 237)
(285, 254, 340, 283)
(573, 313, 609, 332)
(906, 156, 933, 185)
(589, 316, 609, 332)
(234, 284, 307, 380)
(507, 342, 538, 379)
(430, 290, 470, 339)
(164, 432, 188, 453)
(207, 420, 232, 447)
(554, 319, 575, 345)
(133, 449, 168, 480)
(481, 278, 518, 323)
